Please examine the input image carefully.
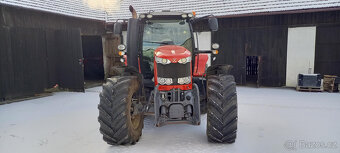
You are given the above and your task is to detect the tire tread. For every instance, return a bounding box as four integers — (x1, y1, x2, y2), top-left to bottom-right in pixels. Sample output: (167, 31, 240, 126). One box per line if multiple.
(98, 76, 143, 145)
(206, 74, 238, 143)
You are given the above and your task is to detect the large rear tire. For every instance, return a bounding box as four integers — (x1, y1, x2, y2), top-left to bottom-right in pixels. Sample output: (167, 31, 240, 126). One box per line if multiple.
(206, 74, 237, 143)
(200, 98, 207, 114)
(98, 76, 144, 145)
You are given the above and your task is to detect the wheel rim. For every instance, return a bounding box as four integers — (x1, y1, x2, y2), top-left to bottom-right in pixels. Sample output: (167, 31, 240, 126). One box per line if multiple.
(130, 94, 141, 130)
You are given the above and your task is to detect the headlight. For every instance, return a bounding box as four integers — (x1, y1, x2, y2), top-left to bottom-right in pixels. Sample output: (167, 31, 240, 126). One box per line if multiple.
(155, 56, 171, 65)
(118, 44, 126, 51)
(188, 13, 193, 18)
(158, 77, 173, 85)
(178, 57, 191, 64)
(181, 14, 188, 18)
(212, 43, 220, 49)
(139, 14, 146, 19)
(120, 58, 125, 63)
(178, 76, 191, 84)
(147, 14, 153, 18)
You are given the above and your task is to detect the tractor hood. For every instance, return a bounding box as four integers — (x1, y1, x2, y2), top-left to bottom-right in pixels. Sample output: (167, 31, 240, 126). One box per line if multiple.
(154, 45, 191, 63)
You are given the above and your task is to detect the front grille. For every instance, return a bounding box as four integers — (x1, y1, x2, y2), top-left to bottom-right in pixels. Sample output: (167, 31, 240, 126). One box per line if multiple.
(157, 63, 191, 85)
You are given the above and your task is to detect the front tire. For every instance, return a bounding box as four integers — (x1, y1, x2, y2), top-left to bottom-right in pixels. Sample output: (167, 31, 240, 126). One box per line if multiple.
(98, 76, 144, 145)
(206, 74, 237, 143)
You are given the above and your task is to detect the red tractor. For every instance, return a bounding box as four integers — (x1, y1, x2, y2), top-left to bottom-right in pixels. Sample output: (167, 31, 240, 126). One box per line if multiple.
(98, 6, 237, 145)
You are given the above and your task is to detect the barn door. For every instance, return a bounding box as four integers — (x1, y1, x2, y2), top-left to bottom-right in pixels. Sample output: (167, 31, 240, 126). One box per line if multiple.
(55, 29, 84, 92)
(286, 27, 316, 87)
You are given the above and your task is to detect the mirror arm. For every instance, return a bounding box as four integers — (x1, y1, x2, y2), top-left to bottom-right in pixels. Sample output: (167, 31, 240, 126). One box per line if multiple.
(191, 14, 215, 24)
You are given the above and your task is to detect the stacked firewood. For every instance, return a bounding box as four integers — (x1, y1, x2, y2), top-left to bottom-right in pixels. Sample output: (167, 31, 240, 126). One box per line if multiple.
(323, 75, 339, 92)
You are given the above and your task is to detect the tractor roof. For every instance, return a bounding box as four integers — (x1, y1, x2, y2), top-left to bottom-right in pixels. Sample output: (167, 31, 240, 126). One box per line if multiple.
(150, 11, 184, 16)
(140, 11, 192, 20)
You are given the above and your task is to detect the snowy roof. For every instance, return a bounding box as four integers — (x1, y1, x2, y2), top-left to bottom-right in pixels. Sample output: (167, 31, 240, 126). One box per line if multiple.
(108, 0, 340, 22)
(1, 0, 340, 22)
(0, 0, 108, 21)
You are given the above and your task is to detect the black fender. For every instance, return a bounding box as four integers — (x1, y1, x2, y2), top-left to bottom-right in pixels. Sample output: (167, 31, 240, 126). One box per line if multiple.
(109, 66, 140, 77)
(206, 64, 233, 76)
(109, 66, 147, 105)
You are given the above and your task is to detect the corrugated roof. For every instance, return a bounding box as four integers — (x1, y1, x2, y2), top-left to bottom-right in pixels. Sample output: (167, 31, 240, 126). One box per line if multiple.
(1, 0, 340, 22)
(107, 0, 340, 22)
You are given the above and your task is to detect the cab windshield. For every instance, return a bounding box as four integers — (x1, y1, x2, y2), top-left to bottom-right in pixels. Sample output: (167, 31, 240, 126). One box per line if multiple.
(143, 20, 193, 52)
(142, 20, 193, 79)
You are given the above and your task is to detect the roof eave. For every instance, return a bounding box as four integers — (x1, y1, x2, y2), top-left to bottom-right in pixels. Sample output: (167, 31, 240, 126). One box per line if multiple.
(216, 6, 340, 18)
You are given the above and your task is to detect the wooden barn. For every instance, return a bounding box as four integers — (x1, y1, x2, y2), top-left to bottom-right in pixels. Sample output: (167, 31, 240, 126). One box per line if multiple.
(1, 0, 340, 101)
(213, 9, 340, 87)
(0, 3, 107, 101)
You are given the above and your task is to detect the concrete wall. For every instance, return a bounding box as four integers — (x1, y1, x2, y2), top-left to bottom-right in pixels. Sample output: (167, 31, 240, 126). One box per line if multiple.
(286, 27, 316, 87)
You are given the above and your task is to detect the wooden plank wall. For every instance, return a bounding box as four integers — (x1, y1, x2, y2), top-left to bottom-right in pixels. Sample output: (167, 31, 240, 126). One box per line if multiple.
(45, 29, 59, 87)
(0, 27, 11, 101)
(0, 27, 84, 101)
(315, 25, 340, 77)
(218, 10, 340, 29)
(0, 5, 102, 101)
(213, 10, 340, 87)
(213, 27, 287, 86)
(0, 27, 48, 100)
(1, 5, 105, 35)
(55, 29, 84, 91)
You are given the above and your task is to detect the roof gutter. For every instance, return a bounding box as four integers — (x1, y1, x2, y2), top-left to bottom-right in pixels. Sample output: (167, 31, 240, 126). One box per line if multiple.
(216, 6, 340, 18)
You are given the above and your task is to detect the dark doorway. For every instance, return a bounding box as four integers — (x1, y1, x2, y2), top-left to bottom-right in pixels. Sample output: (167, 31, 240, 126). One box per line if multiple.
(315, 25, 340, 77)
(246, 56, 259, 86)
(82, 36, 104, 87)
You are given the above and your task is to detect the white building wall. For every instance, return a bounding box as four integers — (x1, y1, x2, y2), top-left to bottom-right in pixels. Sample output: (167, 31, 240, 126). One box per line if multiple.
(122, 31, 127, 45)
(194, 32, 212, 66)
(286, 27, 316, 87)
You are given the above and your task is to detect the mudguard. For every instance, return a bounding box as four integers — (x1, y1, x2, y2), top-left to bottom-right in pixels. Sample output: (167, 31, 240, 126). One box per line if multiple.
(206, 64, 233, 76)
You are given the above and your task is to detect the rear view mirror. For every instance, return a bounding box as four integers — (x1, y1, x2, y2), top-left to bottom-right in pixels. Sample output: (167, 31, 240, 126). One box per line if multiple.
(208, 17, 218, 31)
(114, 22, 122, 35)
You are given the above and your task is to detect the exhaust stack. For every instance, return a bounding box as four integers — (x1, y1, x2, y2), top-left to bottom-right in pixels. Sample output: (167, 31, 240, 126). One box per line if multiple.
(129, 5, 137, 19)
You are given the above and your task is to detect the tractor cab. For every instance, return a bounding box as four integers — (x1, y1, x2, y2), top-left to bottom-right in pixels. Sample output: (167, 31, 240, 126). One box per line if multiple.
(115, 11, 219, 90)
(141, 12, 195, 91)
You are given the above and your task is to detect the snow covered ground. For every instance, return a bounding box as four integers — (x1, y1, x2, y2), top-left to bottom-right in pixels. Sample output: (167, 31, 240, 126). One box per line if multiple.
(0, 86, 340, 153)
